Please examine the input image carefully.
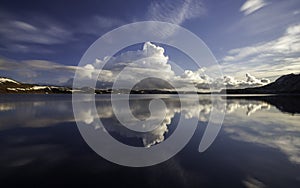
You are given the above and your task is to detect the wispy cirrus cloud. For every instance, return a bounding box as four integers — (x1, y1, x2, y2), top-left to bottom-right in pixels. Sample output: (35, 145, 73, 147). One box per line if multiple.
(0, 44, 54, 54)
(221, 24, 300, 80)
(144, 0, 206, 38)
(147, 0, 206, 25)
(0, 15, 73, 45)
(0, 11, 73, 55)
(0, 10, 125, 54)
(229, 0, 300, 38)
(223, 24, 300, 62)
(240, 0, 268, 15)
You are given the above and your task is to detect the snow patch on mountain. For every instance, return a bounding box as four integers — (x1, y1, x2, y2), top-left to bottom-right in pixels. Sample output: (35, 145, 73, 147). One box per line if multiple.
(0, 77, 20, 84)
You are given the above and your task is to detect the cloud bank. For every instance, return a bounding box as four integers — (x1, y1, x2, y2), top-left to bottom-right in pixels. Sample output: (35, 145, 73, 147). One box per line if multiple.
(76, 42, 271, 90)
(1, 42, 272, 90)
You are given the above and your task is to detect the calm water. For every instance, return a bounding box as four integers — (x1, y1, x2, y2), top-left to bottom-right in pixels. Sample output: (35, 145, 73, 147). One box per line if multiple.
(0, 94, 299, 188)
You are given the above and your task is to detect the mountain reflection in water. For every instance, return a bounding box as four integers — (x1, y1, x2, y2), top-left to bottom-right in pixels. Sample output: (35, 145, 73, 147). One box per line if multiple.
(0, 94, 299, 188)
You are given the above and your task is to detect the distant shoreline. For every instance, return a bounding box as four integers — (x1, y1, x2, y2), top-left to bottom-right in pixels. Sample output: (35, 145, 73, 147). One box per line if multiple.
(1, 73, 299, 95)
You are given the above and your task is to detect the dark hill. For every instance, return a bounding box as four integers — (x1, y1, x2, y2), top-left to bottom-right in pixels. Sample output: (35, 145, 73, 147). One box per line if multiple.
(225, 73, 300, 94)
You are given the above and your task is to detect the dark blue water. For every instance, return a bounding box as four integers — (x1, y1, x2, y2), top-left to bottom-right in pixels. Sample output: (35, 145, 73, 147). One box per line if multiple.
(0, 94, 299, 187)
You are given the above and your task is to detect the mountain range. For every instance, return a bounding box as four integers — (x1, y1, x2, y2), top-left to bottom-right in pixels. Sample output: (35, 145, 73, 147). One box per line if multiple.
(0, 73, 299, 94)
(0, 77, 72, 94)
(225, 73, 300, 94)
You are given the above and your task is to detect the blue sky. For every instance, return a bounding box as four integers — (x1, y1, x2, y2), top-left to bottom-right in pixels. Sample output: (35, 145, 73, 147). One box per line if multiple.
(0, 0, 299, 87)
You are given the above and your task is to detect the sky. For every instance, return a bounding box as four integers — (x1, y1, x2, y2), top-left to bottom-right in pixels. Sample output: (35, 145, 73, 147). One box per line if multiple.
(0, 0, 299, 89)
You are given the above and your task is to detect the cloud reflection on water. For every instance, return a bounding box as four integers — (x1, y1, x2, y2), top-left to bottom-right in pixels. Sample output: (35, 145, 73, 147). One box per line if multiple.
(0, 95, 299, 164)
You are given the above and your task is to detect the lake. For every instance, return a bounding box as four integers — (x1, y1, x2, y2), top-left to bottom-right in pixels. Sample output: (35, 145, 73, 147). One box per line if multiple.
(0, 94, 299, 187)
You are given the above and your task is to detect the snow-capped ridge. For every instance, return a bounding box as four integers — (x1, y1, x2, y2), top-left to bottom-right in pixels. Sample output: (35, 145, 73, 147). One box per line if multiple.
(0, 77, 20, 85)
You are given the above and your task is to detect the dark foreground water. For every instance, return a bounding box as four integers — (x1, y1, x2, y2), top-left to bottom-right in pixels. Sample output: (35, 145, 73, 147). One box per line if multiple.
(0, 94, 299, 188)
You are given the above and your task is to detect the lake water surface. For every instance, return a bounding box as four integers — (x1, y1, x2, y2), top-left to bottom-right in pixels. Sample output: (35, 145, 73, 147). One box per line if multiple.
(0, 94, 299, 187)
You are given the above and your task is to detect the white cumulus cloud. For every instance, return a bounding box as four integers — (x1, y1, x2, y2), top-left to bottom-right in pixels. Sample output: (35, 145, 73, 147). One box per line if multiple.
(220, 73, 270, 88)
